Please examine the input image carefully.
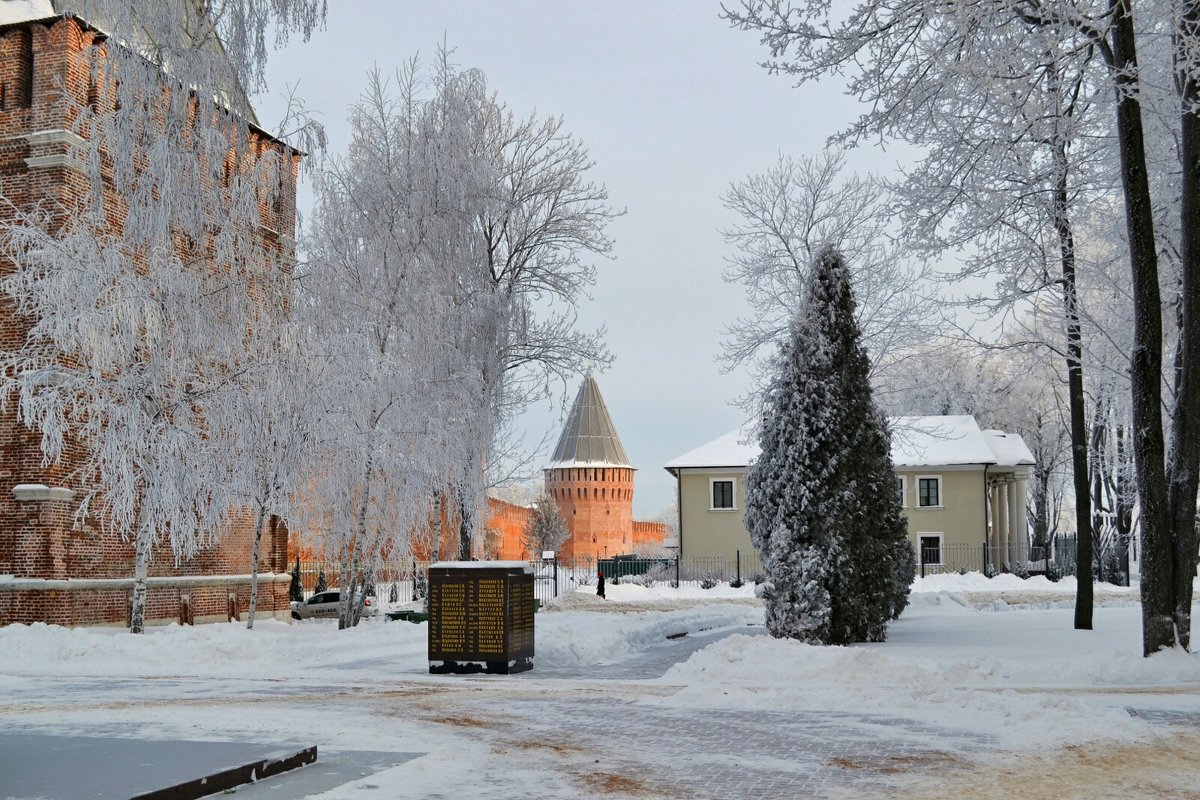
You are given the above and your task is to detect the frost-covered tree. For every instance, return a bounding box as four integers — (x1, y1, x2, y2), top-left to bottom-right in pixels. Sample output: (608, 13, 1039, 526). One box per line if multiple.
(522, 493, 570, 558)
(467, 64, 619, 500)
(745, 246, 913, 645)
(216, 323, 316, 629)
(722, 151, 938, 407)
(301, 60, 510, 628)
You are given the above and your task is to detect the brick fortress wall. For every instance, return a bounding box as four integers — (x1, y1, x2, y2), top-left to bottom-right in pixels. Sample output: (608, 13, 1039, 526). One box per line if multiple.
(0, 16, 296, 627)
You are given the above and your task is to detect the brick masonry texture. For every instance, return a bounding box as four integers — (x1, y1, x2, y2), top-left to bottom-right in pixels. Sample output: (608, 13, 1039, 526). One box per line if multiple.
(0, 16, 296, 627)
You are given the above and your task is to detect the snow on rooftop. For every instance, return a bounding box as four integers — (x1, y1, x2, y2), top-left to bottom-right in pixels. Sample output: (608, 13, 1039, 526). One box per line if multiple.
(890, 415, 998, 467)
(664, 424, 758, 469)
(982, 429, 1036, 467)
(667, 416, 1032, 471)
(0, 0, 56, 26)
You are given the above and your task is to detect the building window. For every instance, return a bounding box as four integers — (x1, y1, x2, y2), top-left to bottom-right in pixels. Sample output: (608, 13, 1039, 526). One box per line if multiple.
(710, 478, 735, 510)
(895, 475, 906, 507)
(918, 533, 943, 566)
(917, 476, 942, 508)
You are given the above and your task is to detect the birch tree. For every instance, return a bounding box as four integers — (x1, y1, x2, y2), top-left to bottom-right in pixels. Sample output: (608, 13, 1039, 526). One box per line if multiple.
(217, 323, 315, 629)
(302, 64, 501, 628)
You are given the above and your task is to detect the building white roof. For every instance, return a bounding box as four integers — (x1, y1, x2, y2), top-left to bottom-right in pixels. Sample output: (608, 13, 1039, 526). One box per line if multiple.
(981, 429, 1038, 468)
(664, 425, 759, 469)
(665, 415, 1034, 471)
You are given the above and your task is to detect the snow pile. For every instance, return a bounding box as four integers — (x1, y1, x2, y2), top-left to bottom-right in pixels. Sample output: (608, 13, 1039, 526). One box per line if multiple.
(537, 604, 761, 667)
(658, 598, 1200, 747)
(1, 619, 428, 681)
(0, 603, 761, 680)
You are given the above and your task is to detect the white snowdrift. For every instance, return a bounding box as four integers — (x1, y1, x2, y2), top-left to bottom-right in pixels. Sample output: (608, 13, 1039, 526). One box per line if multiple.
(658, 595, 1200, 748)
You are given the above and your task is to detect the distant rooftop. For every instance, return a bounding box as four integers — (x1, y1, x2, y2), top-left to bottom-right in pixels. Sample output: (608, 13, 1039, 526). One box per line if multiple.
(665, 415, 1035, 471)
(546, 371, 632, 470)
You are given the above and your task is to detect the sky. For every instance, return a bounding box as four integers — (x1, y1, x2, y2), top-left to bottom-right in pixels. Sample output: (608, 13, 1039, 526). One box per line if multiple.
(257, 1, 909, 518)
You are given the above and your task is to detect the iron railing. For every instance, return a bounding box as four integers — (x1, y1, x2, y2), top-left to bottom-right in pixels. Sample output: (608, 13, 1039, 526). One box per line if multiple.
(291, 538, 1084, 608)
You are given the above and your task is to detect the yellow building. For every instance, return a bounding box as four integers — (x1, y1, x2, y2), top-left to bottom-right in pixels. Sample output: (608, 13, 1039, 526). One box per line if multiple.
(664, 416, 1035, 574)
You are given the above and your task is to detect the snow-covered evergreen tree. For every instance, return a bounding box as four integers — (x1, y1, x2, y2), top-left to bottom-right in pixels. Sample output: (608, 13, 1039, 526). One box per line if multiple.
(289, 558, 303, 604)
(745, 246, 913, 644)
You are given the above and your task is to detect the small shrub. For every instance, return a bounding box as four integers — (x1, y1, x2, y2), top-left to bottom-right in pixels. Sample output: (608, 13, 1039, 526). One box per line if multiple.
(1046, 562, 1062, 583)
(700, 574, 718, 590)
(984, 564, 996, 580)
(957, 567, 968, 576)
(1011, 561, 1030, 580)
(388, 583, 399, 603)
(730, 577, 745, 589)
(630, 571, 655, 588)
(751, 572, 766, 585)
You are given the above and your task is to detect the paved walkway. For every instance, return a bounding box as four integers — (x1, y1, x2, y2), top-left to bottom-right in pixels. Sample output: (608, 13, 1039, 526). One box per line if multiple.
(492, 697, 996, 799)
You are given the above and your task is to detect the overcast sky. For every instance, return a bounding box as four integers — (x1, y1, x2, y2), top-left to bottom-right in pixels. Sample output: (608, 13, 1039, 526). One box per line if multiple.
(258, 1, 909, 518)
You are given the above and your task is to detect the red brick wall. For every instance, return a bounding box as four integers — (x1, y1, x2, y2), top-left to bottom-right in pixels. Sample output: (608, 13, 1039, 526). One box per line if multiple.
(632, 520, 667, 550)
(0, 17, 296, 627)
(485, 497, 532, 560)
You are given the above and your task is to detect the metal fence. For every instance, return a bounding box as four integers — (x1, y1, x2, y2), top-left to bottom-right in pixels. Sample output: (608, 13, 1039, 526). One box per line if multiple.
(292, 538, 1083, 608)
(290, 551, 767, 607)
(914, 537, 1079, 578)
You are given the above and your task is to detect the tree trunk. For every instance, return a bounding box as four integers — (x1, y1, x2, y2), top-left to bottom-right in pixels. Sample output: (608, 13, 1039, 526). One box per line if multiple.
(1090, 394, 1109, 583)
(424, 492, 443, 614)
(1110, 1, 1175, 655)
(129, 528, 152, 634)
(1049, 96, 1093, 629)
(1168, 0, 1200, 651)
(340, 447, 375, 630)
(246, 503, 268, 630)
(458, 495, 472, 561)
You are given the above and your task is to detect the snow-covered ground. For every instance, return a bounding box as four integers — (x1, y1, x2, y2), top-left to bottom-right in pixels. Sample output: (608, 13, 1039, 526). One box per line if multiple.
(4, 576, 1200, 799)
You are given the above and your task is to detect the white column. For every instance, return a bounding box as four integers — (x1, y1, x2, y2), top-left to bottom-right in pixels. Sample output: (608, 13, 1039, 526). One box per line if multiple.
(988, 481, 1001, 573)
(1007, 476, 1023, 567)
(1011, 476, 1029, 564)
(996, 479, 1010, 571)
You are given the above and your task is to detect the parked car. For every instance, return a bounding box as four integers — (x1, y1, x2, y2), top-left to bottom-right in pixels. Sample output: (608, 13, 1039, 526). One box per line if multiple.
(291, 590, 378, 621)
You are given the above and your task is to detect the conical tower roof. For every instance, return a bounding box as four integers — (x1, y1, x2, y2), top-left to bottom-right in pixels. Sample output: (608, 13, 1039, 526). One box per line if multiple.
(546, 371, 632, 469)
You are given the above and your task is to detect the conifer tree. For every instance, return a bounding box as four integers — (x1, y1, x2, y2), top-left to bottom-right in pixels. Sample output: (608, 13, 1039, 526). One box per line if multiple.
(314, 571, 328, 594)
(289, 558, 303, 603)
(745, 246, 914, 644)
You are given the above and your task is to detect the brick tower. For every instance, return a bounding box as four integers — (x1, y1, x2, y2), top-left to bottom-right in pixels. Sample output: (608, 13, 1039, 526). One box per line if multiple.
(543, 371, 635, 561)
